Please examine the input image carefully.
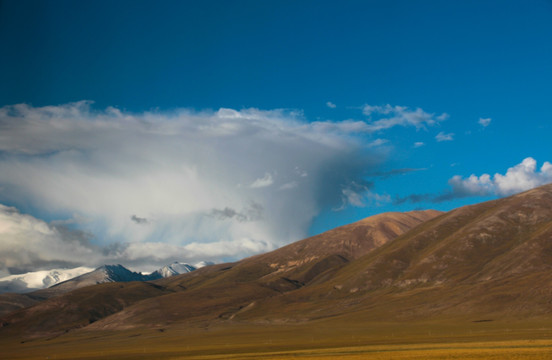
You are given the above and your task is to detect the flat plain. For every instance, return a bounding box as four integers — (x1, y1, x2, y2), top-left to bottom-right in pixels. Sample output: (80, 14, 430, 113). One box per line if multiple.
(3, 316, 552, 359)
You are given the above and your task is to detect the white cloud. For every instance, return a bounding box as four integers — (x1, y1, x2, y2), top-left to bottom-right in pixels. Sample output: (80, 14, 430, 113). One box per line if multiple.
(326, 101, 336, 109)
(0, 204, 102, 273)
(494, 158, 552, 196)
(250, 172, 274, 188)
(413, 142, 425, 148)
(294, 104, 445, 137)
(0, 202, 274, 274)
(448, 174, 494, 197)
(367, 138, 388, 147)
(279, 181, 299, 190)
(341, 188, 366, 208)
(0, 101, 399, 271)
(447, 157, 552, 198)
(479, 117, 492, 127)
(309, 119, 371, 134)
(294, 166, 308, 178)
(362, 104, 447, 132)
(334, 183, 390, 211)
(435, 131, 454, 142)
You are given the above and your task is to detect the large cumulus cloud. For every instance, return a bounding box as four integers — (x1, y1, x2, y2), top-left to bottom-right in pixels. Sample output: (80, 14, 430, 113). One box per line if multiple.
(0, 102, 444, 272)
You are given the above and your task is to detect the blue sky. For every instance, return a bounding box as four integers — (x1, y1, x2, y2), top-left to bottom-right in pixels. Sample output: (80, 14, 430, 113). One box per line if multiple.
(1, 1, 551, 272)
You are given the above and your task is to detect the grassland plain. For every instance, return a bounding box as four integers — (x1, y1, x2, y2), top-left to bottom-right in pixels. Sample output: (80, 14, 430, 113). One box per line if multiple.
(3, 317, 552, 359)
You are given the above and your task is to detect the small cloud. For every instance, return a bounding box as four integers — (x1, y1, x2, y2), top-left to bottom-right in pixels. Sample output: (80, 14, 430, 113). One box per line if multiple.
(279, 181, 298, 190)
(437, 113, 450, 121)
(341, 188, 366, 208)
(367, 138, 388, 147)
(393, 193, 434, 205)
(369, 168, 425, 179)
(361, 104, 447, 132)
(250, 172, 274, 188)
(333, 181, 389, 211)
(479, 117, 492, 127)
(130, 215, 149, 225)
(210, 202, 263, 222)
(294, 166, 308, 178)
(326, 101, 336, 109)
(210, 207, 247, 222)
(413, 142, 425, 148)
(435, 131, 454, 142)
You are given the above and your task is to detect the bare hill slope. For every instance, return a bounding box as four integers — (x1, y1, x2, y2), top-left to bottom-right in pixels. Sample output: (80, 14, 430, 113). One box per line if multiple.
(0, 210, 440, 336)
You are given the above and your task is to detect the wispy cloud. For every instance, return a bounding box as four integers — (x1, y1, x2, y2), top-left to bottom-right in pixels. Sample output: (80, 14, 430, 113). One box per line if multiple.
(367, 138, 389, 147)
(435, 131, 454, 142)
(479, 117, 492, 127)
(368, 168, 425, 179)
(307, 104, 446, 136)
(333, 181, 390, 211)
(326, 101, 336, 109)
(279, 181, 299, 190)
(210, 202, 263, 222)
(250, 172, 274, 188)
(130, 215, 149, 225)
(362, 104, 448, 132)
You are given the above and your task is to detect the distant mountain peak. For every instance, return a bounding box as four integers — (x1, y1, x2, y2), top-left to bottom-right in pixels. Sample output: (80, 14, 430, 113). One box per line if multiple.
(194, 261, 215, 268)
(147, 262, 197, 279)
(95, 264, 146, 283)
(0, 261, 211, 295)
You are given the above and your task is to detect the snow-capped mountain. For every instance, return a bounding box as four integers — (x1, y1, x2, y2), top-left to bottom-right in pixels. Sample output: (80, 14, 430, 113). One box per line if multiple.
(0, 267, 94, 293)
(51, 264, 149, 291)
(148, 262, 196, 279)
(37, 264, 149, 295)
(0, 261, 214, 294)
(193, 261, 215, 268)
(46, 261, 210, 293)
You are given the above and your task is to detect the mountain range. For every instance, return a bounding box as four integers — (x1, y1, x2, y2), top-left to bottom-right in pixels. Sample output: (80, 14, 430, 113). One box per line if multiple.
(0, 266, 94, 294)
(2, 183, 552, 356)
(0, 261, 209, 296)
(0, 261, 207, 318)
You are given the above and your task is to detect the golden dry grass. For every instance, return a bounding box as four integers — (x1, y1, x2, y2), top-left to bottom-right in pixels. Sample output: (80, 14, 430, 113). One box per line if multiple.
(182, 341, 552, 360)
(3, 317, 552, 360)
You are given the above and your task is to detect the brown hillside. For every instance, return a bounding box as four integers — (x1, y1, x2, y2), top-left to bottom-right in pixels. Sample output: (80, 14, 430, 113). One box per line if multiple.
(83, 210, 442, 331)
(235, 183, 552, 322)
(0, 210, 440, 337)
(0, 293, 43, 317)
(250, 210, 442, 279)
(0, 281, 171, 337)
